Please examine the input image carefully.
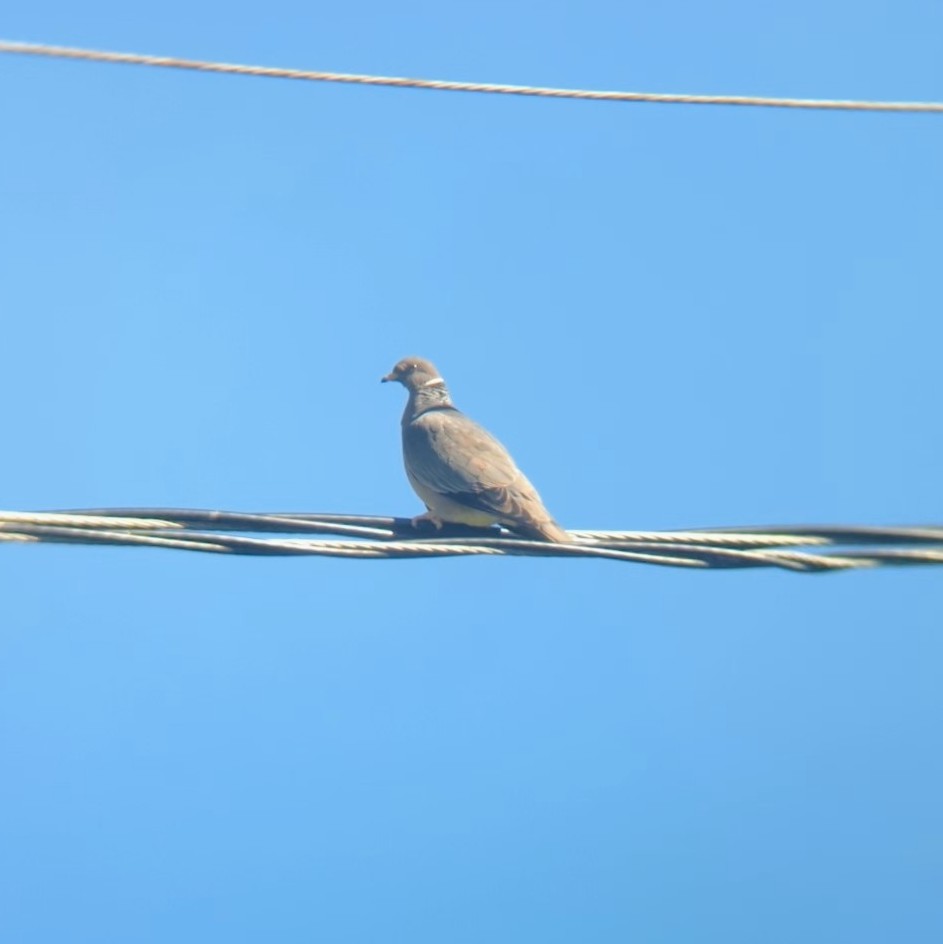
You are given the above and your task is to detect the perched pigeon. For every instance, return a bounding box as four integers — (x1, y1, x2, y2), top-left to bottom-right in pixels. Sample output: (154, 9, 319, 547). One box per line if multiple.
(382, 357, 568, 543)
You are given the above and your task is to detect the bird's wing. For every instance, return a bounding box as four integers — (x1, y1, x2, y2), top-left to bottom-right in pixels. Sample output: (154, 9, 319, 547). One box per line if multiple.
(404, 408, 545, 523)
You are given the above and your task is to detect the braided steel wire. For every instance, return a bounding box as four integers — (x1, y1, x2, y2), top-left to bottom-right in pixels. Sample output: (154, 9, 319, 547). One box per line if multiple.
(2, 509, 942, 572)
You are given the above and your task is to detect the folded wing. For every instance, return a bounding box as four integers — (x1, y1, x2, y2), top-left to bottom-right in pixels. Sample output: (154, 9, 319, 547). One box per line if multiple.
(404, 408, 566, 540)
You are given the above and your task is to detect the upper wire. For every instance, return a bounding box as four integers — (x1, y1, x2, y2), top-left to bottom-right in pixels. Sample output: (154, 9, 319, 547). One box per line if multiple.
(2, 40, 942, 114)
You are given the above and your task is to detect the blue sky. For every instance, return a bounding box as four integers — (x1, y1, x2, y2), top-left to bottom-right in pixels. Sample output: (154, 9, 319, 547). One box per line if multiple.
(1, 2, 942, 941)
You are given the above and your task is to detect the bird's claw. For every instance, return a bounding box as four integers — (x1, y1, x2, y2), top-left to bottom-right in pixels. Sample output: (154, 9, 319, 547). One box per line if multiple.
(410, 512, 445, 532)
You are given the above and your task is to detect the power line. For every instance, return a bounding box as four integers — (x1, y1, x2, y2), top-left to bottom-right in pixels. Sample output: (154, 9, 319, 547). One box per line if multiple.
(2, 40, 942, 115)
(3, 509, 943, 572)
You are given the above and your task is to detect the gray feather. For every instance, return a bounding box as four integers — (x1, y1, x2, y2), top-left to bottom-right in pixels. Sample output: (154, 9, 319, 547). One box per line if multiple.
(384, 356, 569, 542)
(404, 408, 565, 538)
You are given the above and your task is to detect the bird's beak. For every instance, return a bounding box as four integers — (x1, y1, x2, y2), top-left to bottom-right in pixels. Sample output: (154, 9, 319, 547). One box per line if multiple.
(381, 372, 396, 384)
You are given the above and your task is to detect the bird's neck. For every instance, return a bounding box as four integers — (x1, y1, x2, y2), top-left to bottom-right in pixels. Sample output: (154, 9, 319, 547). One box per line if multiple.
(403, 381, 454, 423)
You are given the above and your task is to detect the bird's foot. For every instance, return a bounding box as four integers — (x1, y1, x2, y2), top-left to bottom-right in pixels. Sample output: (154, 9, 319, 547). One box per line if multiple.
(410, 512, 445, 532)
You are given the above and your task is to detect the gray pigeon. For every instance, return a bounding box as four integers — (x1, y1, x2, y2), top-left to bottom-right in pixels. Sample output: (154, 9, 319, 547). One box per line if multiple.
(382, 357, 569, 542)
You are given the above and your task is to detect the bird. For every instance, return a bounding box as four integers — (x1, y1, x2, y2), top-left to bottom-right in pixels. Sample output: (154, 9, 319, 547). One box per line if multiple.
(382, 356, 569, 543)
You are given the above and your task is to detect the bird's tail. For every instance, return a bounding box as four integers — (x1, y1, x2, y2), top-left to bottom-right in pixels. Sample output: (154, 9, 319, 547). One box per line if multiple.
(511, 518, 571, 544)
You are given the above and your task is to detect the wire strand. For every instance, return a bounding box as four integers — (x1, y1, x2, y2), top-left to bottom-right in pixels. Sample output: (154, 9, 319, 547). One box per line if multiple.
(3, 509, 943, 572)
(2, 40, 942, 114)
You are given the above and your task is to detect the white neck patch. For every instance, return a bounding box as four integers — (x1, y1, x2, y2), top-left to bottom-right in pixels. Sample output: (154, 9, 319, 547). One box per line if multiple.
(422, 377, 446, 388)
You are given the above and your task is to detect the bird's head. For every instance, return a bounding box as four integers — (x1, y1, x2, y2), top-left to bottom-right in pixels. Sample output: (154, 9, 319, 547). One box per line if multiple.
(381, 357, 445, 392)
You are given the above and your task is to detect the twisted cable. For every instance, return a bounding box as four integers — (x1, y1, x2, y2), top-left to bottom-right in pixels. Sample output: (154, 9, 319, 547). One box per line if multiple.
(2, 509, 942, 572)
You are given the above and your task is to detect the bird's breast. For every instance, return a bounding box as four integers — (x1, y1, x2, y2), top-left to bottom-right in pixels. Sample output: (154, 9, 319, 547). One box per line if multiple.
(405, 467, 499, 527)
